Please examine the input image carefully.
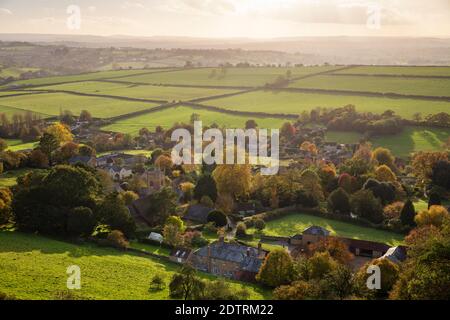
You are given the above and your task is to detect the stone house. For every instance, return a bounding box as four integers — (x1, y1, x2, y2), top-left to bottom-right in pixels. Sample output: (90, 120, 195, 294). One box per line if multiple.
(170, 248, 192, 264)
(188, 237, 267, 282)
(108, 166, 133, 181)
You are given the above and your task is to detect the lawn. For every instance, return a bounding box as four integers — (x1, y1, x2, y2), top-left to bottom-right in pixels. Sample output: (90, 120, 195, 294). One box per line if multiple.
(5, 139, 38, 151)
(101, 105, 288, 135)
(0, 168, 40, 188)
(37, 81, 240, 101)
(0, 93, 160, 118)
(203, 90, 450, 119)
(334, 66, 450, 77)
(118, 66, 340, 87)
(290, 75, 450, 97)
(97, 149, 153, 157)
(326, 126, 449, 159)
(0, 231, 270, 300)
(251, 213, 404, 246)
(9, 68, 173, 87)
(0, 103, 50, 118)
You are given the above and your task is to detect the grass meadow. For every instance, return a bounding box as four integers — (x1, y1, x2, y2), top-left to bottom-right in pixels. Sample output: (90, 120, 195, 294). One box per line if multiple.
(203, 90, 450, 119)
(101, 105, 288, 135)
(0, 93, 159, 118)
(249, 213, 404, 246)
(0, 231, 270, 300)
(334, 66, 450, 77)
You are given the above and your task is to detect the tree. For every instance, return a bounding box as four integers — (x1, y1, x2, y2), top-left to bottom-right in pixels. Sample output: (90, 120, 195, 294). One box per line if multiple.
(190, 113, 200, 124)
(169, 265, 205, 300)
(254, 218, 266, 231)
(150, 275, 165, 291)
(155, 154, 173, 173)
(120, 190, 139, 206)
(428, 191, 441, 209)
(0, 188, 12, 225)
(299, 169, 324, 202)
(431, 160, 450, 189)
(67, 206, 96, 237)
(375, 165, 397, 183)
(300, 141, 318, 155)
(412, 151, 448, 183)
(280, 122, 296, 139)
(363, 178, 396, 205)
(0, 138, 7, 152)
(245, 120, 258, 129)
(79, 110, 92, 122)
(79, 145, 95, 157)
(194, 174, 218, 202)
(151, 148, 164, 164)
(273, 280, 312, 300)
(310, 238, 353, 266)
(213, 164, 252, 201)
(163, 223, 184, 247)
(235, 222, 247, 238)
(107, 230, 129, 249)
(59, 141, 79, 161)
(372, 147, 396, 171)
(327, 188, 351, 215)
(97, 193, 136, 236)
(45, 122, 73, 145)
(201, 279, 250, 300)
(166, 215, 185, 231)
(256, 249, 295, 287)
(350, 189, 384, 224)
(307, 251, 338, 280)
(324, 264, 354, 300)
(400, 199, 416, 227)
(415, 205, 449, 228)
(29, 149, 49, 168)
(180, 182, 195, 202)
(355, 258, 399, 299)
(141, 187, 178, 226)
(39, 132, 59, 158)
(207, 210, 227, 227)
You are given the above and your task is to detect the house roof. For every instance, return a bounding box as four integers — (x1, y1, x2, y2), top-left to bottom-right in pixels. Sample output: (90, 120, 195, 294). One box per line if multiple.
(303, 226, 331, 236)
(339, 237, 391, 253)
(194, 241, 265, 273)
(183, 204, 212, 224)
(382, 246, 407, 264)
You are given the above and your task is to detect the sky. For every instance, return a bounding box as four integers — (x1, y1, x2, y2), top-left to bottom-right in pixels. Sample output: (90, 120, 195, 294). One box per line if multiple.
(0, 0, 449, 38)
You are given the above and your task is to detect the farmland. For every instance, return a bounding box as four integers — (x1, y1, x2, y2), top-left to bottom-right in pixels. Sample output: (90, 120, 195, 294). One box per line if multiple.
(326, 126, 450, 159)
(250, 213, 404, 246)
(0, 231, 270, 300)
(334, 66, 450, 77)
(36, 81, 240, 102)
(117, 66, 340, 87)
(290, 75, 450, 97)
(102, 105, 288, 135)
(202, 90, 450, 119)
(0, 92, 159, 118)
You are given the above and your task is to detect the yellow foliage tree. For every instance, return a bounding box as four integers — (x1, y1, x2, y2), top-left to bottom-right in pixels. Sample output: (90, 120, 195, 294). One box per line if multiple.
(375, 165, 397, 183)
(46, 122, 73, 145)
(212, 164, 252, 200)
(415, 205, 450, 228)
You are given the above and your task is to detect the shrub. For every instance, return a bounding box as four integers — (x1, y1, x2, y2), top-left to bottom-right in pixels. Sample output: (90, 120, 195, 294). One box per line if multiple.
(150, 275, 165, 291)
(253, 218, 266, 231)
(236, 222, 247, 238)
(107, 230, 129, 249)
(200, 195, 214, 208)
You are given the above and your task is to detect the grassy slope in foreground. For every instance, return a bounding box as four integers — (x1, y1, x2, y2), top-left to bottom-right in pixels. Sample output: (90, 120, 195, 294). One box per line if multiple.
(203, 90, 450, 120)
(0, 232, 270, 300)
(37, 81, 240, 102)
(290, 75, 450, 97)
(255, 213, 404, 246)
(334, 66, 450, 77)
(0, 93, 160, 118)
(102, 105, 288, 135)
(118, 66, 340, 87)
(325, 126, 450, 159)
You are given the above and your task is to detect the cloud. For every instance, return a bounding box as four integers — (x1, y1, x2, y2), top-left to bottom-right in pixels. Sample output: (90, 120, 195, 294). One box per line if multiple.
(0, 8, 12, 15)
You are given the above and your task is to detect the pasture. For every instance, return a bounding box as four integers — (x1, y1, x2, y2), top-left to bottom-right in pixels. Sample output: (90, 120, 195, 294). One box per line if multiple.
(0, 231, 270, 300)
(290, 75, 450, 97)
(326, 126, 450, 159)
(252, 213, 404, 246)
(0, 93, 159, 118)
(0, 103, 49, 118)
(0, 168, 39, 188)
(5, 139, 39, 152)
(36, 81, 240, 102)
(334, 66, 450, 77)
(203, 90, 450, 119)
(101, 105, 288, 135)
(117, 66, 340, 87)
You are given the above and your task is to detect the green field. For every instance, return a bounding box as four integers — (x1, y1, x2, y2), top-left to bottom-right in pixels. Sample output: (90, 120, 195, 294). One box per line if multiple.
(291, 75, 450, 97)
(37, 81, 239, 101)
(335, 66, 450, 77)
(326, 126, 450, 158)
(0, 231, 269, 300)
(203, 90, 450, 119)
(0, 103, 49, 118)
(253, 213, 404, 246)
(0, 93, 160, 118)
(118, 66, 339, 87)
(0, 168, 39, 188)
(9, 68, 172, 87)
(5, 139, 38, 152)
(0, 67, 40, 79)
(102, 105, 288, 135)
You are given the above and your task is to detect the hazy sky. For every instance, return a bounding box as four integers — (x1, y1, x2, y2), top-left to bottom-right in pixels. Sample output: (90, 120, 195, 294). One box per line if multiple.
(0, 0, 449, 38)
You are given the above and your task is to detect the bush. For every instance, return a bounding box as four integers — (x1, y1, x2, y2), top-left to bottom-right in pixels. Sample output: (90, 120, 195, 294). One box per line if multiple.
(200, 195, 214, 208)
(107, 230, 129, 249)
(203, 222, 218, 234)
(150, 275, 165, 291)
(253, 218, 266, 231)
(327, 188, 351, 215)
(236, 222, 247, 238)
(207, 210, 227, 227)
